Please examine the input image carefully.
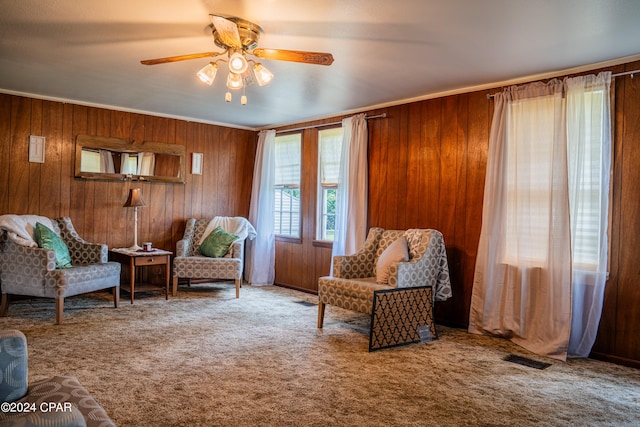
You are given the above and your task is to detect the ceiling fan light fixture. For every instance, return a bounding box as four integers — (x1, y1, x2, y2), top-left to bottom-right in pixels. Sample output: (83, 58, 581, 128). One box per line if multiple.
(228, 51, 248, 74)
(253, 63, 274, 86)
(226, 72, 244, 90)
(196, 62, 218, 85)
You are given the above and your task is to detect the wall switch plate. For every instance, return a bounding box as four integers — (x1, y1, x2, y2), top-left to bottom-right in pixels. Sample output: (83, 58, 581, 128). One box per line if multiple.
(29, 135, 46, 163)
(192, 152, 203, 174)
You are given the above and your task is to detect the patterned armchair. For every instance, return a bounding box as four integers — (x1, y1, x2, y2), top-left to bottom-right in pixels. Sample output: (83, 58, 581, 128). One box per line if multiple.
(0, 329, 115, 427)
(317, 227, 452, 329)
(0, 216, 120, 324)
(172, 217, 254, 298)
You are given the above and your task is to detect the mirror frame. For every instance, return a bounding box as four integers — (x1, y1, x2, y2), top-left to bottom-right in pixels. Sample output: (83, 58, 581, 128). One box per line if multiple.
(75, 135, 186, 184)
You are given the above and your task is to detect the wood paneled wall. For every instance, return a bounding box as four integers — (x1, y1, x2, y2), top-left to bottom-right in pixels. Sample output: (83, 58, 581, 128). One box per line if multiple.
(2, 57, 639, 367)
(273, 92, 491, 329)
(0, 94, 257, 252)
(592, 60, 640, 367)
(274, 60, 640, 367)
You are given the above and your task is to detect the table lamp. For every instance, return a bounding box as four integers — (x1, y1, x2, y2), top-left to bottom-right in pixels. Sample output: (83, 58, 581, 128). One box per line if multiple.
(123, 188, 146, 250)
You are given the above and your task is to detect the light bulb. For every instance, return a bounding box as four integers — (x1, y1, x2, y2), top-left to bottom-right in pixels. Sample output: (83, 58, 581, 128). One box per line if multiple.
(226, 72, 244, 90)
(241, 95, 247, 105)
(196, 63, 218, 85)
(253, 63, 273, 86)
(225, 91, 232, 102)
(228, 51, 248, 74)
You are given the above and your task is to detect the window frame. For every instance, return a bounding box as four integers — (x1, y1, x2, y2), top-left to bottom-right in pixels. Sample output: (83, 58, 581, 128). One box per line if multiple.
(501, 88, 611, 271)
(273, 132, 302, 240)
(315, 126, 343, 243)
(318, 185, 337, 241)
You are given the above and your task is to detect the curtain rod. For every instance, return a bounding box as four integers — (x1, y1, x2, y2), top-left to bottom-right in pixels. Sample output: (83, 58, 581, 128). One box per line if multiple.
(486, 68, 639, 99)
(275, 113, 387, 134)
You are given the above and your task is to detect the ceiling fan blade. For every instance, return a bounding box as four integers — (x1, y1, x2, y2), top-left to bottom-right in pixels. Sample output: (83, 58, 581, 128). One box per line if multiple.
(252, 48, 334, 66)
(211, 15, 243, 49)
(140, 52, 220, 65)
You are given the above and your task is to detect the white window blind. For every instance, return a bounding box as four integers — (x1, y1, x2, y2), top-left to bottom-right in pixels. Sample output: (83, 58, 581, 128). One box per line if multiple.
(274, 134, 301, 186)
(503, 88, 608, 270)
(317, 127, 343, 240)
(274, 133, 301, 237)
(567, 88, 607, 269)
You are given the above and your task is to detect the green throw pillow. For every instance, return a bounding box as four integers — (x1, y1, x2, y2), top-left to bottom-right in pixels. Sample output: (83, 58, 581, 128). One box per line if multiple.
(34, 222, 73, 269)
(198, 226, 238, 258)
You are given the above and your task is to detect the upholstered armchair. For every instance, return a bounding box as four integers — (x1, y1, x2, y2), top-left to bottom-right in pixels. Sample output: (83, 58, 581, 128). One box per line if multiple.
(0, 329, 115, 427)
(317, 227, 452, 335)
(172, 217, 256, 298)
(0, 216, 120, 324)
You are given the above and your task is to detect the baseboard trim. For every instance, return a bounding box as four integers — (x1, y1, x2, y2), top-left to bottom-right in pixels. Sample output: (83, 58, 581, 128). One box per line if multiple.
(274, 282, 317, 295)
(589, 351, 640, 369)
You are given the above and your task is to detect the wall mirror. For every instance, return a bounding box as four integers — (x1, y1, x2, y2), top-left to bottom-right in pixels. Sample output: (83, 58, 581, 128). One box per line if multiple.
(75, 135, 186, 184)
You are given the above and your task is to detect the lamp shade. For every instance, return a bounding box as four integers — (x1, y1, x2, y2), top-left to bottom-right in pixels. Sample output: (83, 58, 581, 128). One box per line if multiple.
(197, 63, 218, 85)
(253, 63, 273, 86)
(226, 72, 244, 90)
(123, 188, 146, 208)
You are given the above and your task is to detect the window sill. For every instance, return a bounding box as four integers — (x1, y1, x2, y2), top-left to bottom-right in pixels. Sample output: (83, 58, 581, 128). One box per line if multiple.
(275, 235, 302, 244)
(312, 240, 333, 249)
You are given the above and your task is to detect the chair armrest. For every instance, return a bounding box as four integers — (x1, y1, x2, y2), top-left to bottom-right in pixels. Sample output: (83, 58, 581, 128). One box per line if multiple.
(389, 230, 452, 301)
(388, 257, 430, 288)
(0, 330, 28, 402)
(229, 240, 244, 259)
(333, 254, 373, 279)
(176, 238, 191, 257)
(332, 227, 384, 279)
(0, 233, 57, 273)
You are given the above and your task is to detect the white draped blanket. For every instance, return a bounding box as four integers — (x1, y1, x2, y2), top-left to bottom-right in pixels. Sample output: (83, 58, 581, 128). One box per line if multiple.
(198, 216, 257, 246)
(0, 214, 54, 247)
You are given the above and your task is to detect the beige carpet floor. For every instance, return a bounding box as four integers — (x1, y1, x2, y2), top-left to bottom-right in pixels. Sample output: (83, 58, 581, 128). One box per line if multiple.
(1, 283, 639, 427)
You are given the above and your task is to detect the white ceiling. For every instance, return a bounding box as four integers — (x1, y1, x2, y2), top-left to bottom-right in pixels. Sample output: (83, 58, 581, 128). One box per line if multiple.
(1, 0, 640, 130)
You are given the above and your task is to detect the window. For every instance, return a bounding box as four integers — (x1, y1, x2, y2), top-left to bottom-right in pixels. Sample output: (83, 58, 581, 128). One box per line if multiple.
(502, 87, 609, 270)
(317, 127, 343, 241)
(503, 96, 559, 265)
(567, 88, 608, 269)
(274, 133, 301, 237)
(80, 149, 115, 173)
(80, 149, 101, 173)
(121, 154, 139, 175)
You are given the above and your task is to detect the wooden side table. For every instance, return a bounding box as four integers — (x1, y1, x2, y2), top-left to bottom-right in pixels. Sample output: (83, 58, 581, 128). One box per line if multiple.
(109, 248, 173, 304)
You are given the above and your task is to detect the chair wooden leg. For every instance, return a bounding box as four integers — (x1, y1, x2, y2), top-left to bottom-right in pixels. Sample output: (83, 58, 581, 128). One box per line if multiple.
(172, 276, 179, 297)
(317, 301, 325, 328)
(113, 286, 120, 308)
(234, 278, 240, 298)
(0, 293, 9, 317)
(55, 298, 64, 325)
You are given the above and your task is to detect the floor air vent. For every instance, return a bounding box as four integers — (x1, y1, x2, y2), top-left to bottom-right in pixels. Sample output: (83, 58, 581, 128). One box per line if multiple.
(504, 354, 551, 370)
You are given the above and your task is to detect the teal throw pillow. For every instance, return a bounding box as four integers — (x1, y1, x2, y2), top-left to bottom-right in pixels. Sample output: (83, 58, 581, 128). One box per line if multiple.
(34, 222, 73, 269)
(198, 226, 239, 258)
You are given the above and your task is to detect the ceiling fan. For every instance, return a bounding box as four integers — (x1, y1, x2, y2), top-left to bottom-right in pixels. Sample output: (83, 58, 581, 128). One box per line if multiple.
(141, 15, 334, 104)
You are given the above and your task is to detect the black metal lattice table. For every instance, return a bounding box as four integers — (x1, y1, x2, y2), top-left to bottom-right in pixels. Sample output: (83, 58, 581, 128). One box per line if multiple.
(369, 285, 437, 351)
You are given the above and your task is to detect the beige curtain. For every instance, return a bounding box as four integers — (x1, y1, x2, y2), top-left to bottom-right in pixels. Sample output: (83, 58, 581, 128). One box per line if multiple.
(565, 72, 612, 357)
(245, 130, 276, 285)
(138, 152, 156, 176)
(469, 73, 612, 360)
(99, 150, 115, 174)
(331, 113, 368, 266)
(469, 80, 573, 360)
